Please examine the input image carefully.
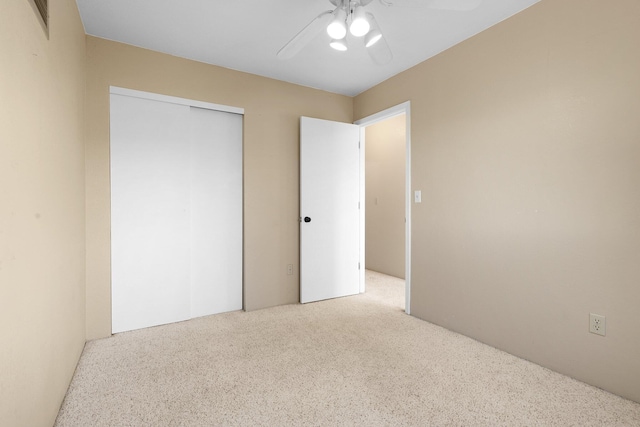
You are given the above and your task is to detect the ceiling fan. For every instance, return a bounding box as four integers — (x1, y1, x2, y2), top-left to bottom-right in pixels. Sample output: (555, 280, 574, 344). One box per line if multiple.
(277, 0, 482, 65)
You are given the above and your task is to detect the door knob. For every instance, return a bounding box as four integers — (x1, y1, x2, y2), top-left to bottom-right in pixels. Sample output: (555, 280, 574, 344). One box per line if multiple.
(304, 217, 311, 223)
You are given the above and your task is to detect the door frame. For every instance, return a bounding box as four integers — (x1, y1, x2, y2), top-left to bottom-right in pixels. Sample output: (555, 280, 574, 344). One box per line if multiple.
(110, 86, 244, 115)
(355, 101, 412, 315)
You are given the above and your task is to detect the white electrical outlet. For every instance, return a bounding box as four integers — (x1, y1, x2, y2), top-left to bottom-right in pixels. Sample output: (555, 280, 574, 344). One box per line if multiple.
(589, 313, 606, 336)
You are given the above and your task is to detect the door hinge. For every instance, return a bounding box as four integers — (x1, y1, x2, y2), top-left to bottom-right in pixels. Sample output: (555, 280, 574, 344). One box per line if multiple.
(358, 262, 361, 270)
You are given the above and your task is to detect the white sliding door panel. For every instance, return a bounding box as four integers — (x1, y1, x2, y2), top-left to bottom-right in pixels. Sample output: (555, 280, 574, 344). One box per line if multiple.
(110, 94, 192, 333)
(110, 89, 243, 334)
(189, 107, 243, 317)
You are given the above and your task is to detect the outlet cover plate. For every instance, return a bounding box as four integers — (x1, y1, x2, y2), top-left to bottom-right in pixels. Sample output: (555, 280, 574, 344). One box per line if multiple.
(589, 313, 606, 336)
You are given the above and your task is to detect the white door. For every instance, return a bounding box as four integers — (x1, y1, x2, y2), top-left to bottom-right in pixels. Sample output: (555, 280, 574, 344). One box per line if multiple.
(300, 116, 361, 303)
(111, 94, 192, 332)
(110, 89, 242, 333)
(189, 107, 243, 318)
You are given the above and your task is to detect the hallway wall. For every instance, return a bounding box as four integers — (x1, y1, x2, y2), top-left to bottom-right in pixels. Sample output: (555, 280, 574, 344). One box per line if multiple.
(365, 114, 406, 279)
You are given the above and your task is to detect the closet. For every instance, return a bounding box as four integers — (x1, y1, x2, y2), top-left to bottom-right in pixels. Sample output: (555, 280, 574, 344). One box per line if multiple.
(109, 87, 242, 333)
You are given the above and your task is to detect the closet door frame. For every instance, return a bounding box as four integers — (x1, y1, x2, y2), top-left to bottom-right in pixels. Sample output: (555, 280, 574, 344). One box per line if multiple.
(109, 86, 244, 334)
(110, 87, 244, 115)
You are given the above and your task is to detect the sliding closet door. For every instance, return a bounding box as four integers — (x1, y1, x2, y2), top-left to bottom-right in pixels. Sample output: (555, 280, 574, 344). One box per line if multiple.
(189, 107, 242, 317)
(110, 91, 242, 334)
(111, 95, 192, 333)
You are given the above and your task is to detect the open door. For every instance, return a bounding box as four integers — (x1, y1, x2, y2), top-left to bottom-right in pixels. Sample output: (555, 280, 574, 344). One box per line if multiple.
(300, 117, 361, 304)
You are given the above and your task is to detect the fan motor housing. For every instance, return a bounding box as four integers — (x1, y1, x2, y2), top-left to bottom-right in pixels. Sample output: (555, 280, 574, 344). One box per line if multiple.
(329, 0, 375, 7)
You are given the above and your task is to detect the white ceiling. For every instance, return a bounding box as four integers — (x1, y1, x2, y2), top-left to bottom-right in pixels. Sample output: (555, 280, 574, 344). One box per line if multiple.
(76, 0, 540, 96)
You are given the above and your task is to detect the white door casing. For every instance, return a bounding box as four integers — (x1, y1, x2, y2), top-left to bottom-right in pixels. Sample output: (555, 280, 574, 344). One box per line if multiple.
(355, 101, 412, 314)
(300, 116, 361, 304)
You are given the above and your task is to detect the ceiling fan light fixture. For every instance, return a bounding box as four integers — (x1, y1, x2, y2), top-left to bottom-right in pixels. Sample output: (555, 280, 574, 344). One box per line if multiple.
(330, 38, 348, 51)
(349, 5, 370, 37)
(364, 12, 383, 47)
(365, 29, 382, 47)
(327, 8, 348, 39)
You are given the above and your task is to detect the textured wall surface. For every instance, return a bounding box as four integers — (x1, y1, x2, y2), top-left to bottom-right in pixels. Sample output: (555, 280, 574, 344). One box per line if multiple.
(0, 0, 87, 425)
(355, 0, 640, 403)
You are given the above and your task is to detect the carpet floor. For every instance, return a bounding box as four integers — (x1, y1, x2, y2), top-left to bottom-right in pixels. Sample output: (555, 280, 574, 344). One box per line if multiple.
(55, 271, 640, 426)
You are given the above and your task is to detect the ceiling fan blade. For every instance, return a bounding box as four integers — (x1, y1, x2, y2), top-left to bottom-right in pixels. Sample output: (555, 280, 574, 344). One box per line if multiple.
(379, 0, 482, 11)
(277, 10, 334, 60)
(367, 36, 393, 65)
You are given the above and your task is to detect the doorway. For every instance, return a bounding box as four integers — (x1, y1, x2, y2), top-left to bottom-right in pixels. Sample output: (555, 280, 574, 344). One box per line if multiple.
(356, 102, 411, 314)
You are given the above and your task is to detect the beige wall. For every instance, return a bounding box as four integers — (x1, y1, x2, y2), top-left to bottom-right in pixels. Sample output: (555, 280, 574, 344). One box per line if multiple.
(3, 1, 639, 423)
(365, 115, 406, 279)
(0, 0, 86, 426)
(354, 0, 640, 403)
(85, 37, 353, 339)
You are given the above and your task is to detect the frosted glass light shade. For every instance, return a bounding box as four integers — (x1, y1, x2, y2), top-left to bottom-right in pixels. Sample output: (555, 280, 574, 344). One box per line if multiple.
(349, 6, 370, 37)
(330, 38, 348, 51)
(365, 29, 382, 47)
(327, 8, 347, 39)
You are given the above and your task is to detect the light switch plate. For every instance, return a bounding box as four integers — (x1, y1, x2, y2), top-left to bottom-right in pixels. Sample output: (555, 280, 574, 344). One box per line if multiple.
(414, 190, 422, 203)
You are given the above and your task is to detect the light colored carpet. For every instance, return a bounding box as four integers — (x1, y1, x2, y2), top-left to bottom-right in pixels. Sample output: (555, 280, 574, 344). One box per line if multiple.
(55, 270, 640, 426)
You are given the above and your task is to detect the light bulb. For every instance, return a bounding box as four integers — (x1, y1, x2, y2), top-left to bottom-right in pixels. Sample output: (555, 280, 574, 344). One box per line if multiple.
(330, 38, 348, 51)
(365, 30, 382, 47)
(349, 6, 370, 37)
(327, 8, 347, 40)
